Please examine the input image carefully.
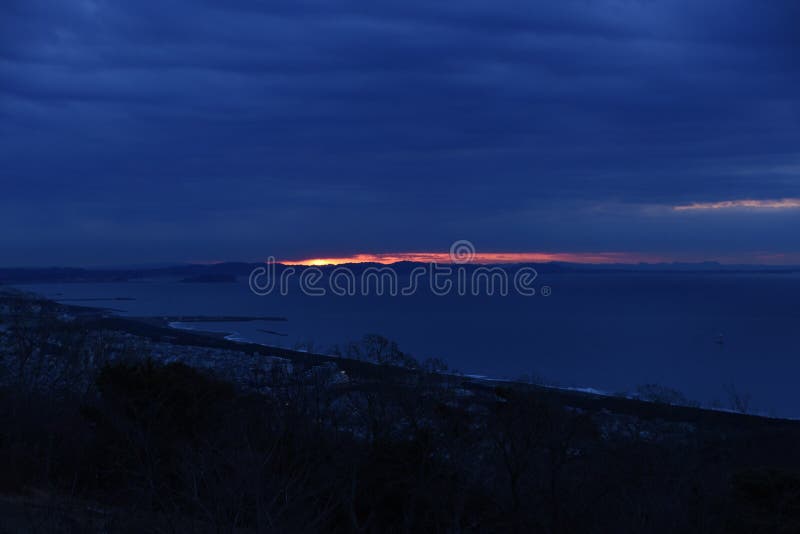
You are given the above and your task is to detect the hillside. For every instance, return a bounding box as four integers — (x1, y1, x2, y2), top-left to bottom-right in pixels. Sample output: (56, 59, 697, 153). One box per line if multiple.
(1, 288, 799, 533)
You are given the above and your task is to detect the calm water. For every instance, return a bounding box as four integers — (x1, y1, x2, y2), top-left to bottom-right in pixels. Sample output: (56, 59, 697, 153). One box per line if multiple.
(19, 273, 800, 417)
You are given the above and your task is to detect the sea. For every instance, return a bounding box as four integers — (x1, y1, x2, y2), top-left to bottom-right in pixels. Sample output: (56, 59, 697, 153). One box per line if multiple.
(17, 271, 800, 417)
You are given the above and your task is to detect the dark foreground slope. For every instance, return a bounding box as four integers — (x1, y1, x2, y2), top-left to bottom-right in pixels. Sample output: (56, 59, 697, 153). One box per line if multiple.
(1, 289, 799, 533)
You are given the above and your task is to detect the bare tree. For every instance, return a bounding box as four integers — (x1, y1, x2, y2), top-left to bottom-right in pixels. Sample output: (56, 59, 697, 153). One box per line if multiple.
(724, 383, 752, 414)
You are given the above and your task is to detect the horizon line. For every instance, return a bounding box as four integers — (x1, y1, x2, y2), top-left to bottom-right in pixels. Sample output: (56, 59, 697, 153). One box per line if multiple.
(277, 251, 800, 267)
(280, 252, 661, 266)
(4, 252, 800, 269)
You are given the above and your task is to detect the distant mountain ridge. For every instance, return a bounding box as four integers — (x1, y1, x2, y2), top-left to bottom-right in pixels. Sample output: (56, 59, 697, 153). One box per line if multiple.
(1, 261, 798, 284)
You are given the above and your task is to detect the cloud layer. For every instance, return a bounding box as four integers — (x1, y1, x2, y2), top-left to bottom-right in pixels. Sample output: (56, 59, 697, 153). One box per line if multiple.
(2, 0, 799, 265)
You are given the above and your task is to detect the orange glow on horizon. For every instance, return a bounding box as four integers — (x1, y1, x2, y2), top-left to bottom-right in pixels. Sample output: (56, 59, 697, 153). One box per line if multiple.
(281, 251, 662, 266)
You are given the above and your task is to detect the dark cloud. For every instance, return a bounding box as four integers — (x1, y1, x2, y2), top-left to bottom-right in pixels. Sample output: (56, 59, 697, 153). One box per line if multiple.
(1, 0, 798, 265)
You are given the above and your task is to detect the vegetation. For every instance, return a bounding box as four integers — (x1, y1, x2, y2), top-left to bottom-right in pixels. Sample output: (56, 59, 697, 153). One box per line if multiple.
(1, 291, 800, 532)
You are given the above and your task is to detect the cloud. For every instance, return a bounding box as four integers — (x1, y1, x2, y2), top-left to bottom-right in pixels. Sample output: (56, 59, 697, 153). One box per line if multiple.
(1, 0, 799, 264)
(674, 199, 800, 211)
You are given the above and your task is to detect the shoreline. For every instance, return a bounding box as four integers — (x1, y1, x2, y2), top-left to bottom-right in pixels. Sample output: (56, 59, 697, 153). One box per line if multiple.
(3, 286, 793, 423)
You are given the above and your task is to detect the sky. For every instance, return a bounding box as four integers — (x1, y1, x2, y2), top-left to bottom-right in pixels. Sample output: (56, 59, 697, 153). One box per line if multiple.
(1, 0, 799, 266)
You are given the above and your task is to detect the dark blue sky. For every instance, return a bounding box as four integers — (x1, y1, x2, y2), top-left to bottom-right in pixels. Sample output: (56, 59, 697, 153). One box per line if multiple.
(2, 0, 799, 266)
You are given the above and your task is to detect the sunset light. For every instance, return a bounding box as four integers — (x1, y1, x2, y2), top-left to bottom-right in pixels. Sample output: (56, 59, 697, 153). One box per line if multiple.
(281, 251, 661, 266)
(674, 198, 800, 211)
